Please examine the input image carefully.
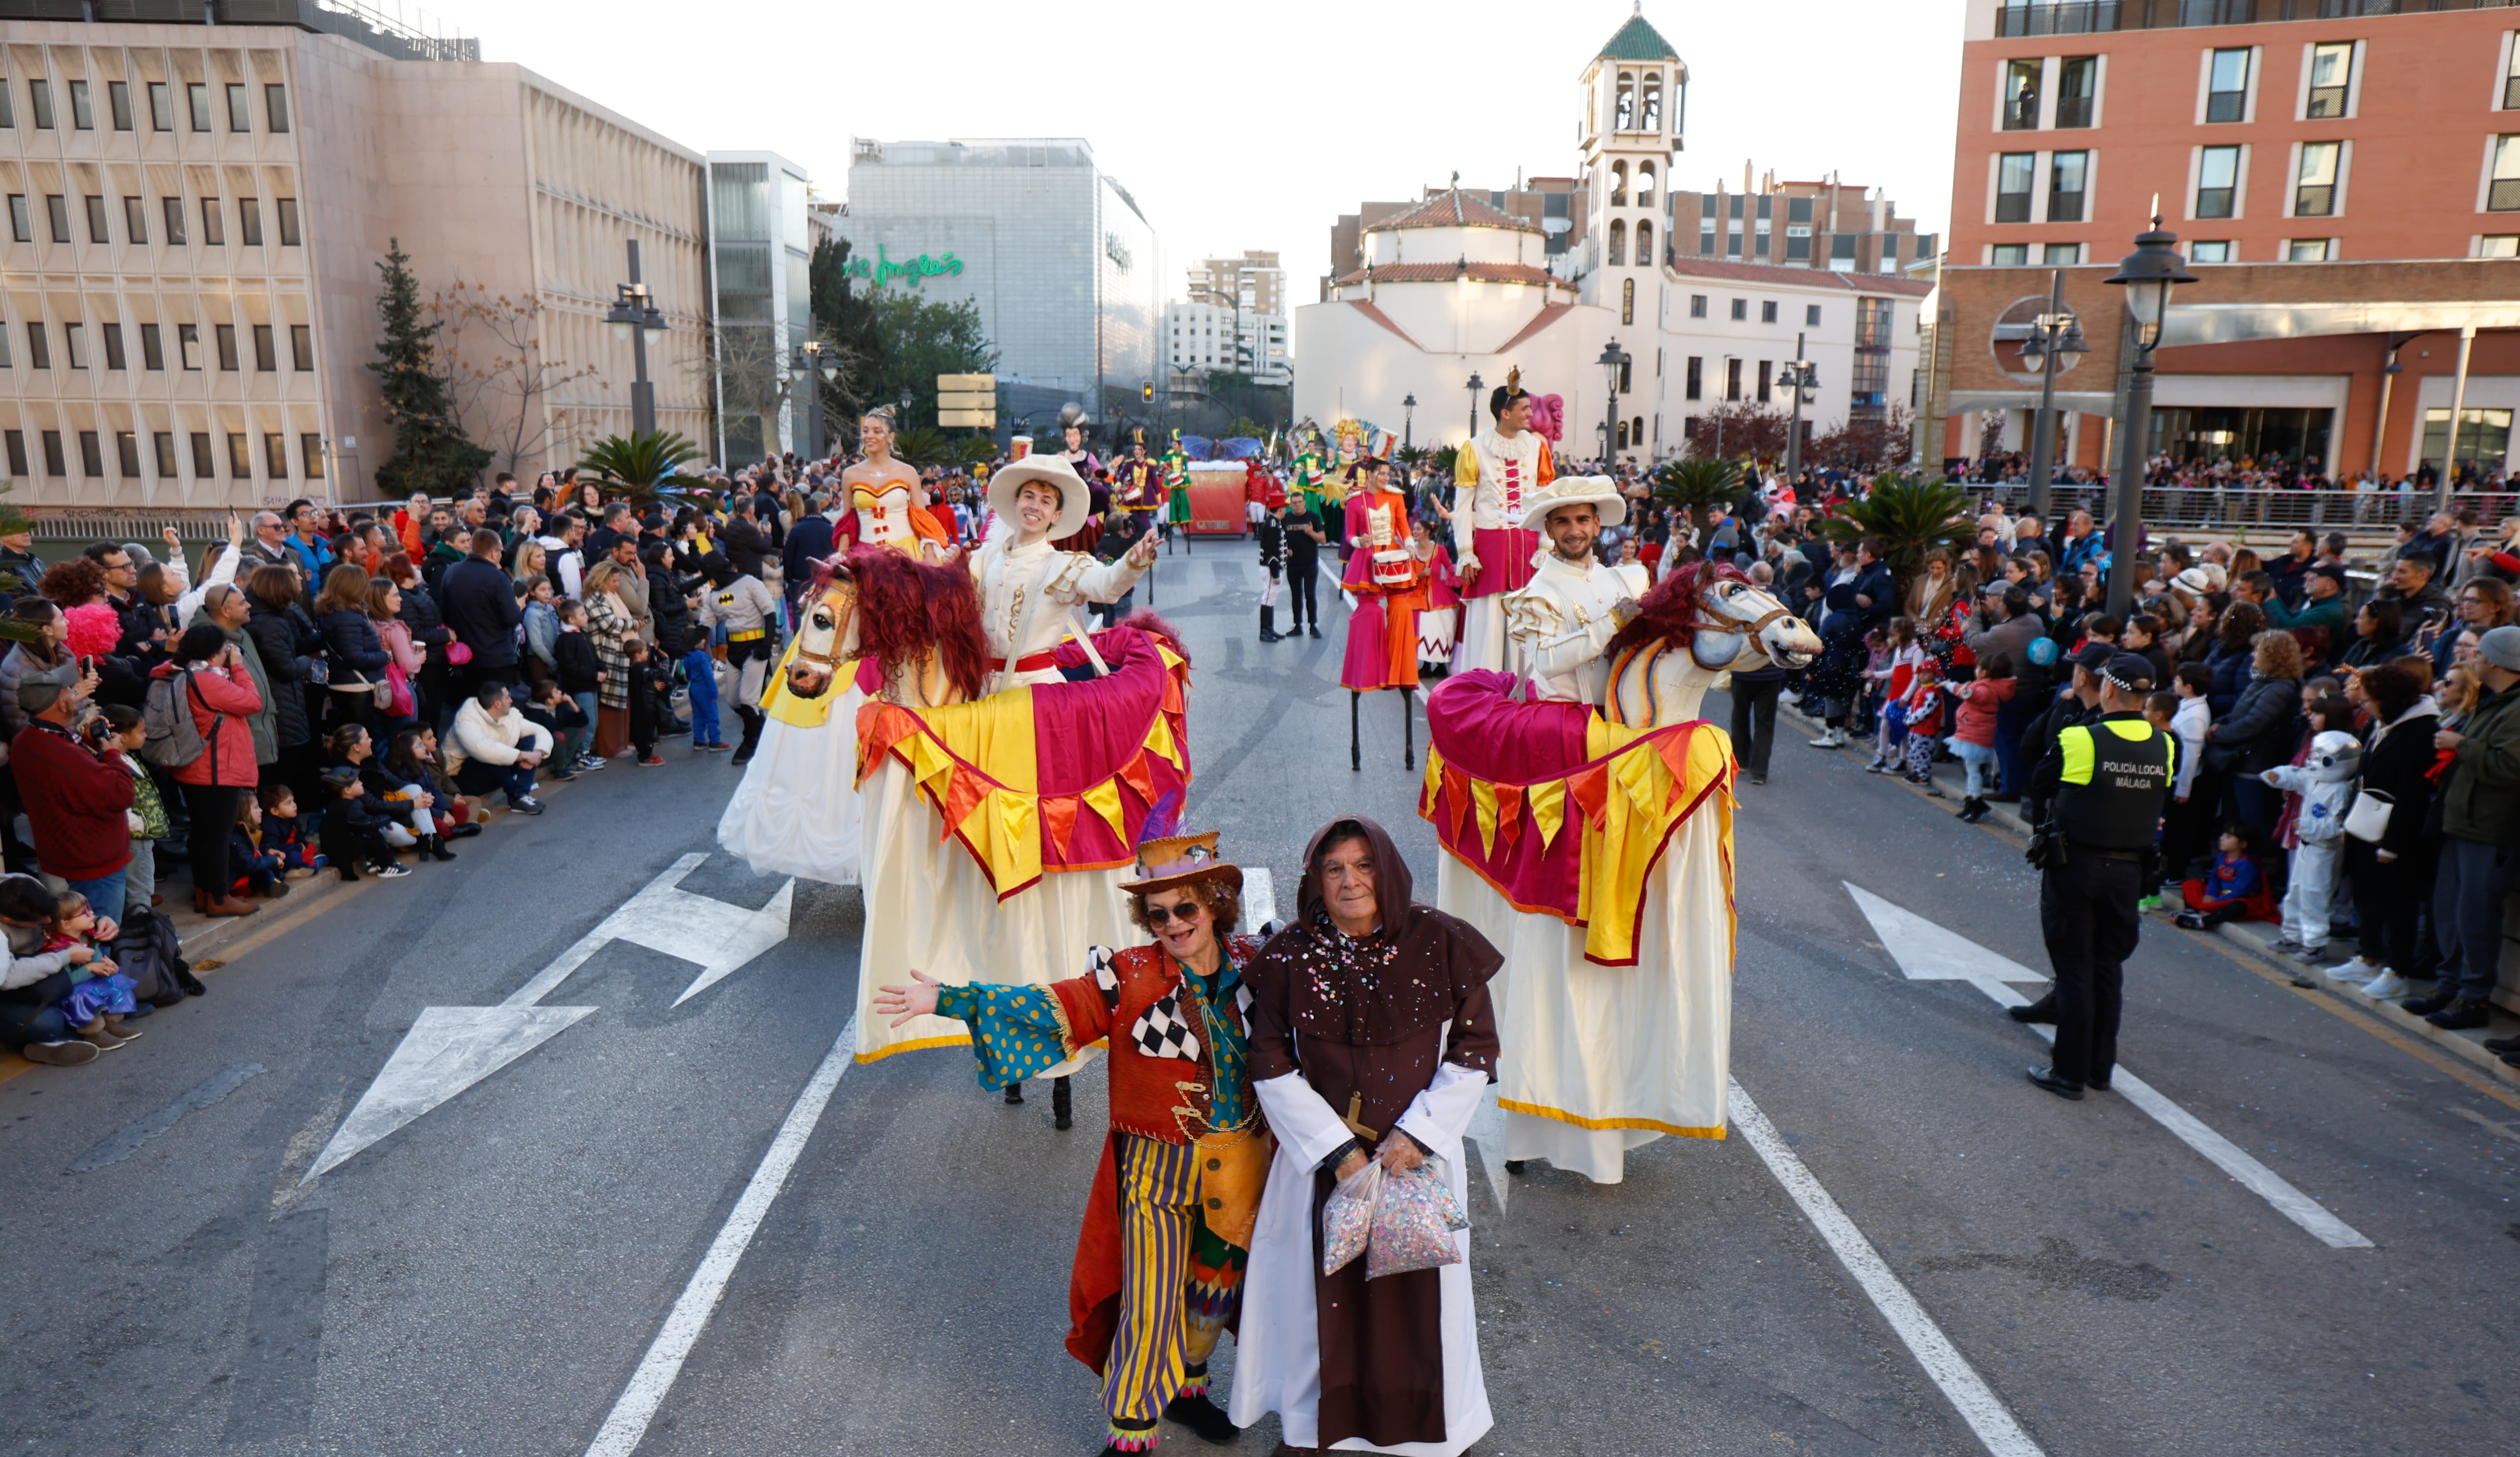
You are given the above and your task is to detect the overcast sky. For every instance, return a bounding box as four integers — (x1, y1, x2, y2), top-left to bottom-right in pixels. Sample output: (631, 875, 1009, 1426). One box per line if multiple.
(425, 0, 1968, 306)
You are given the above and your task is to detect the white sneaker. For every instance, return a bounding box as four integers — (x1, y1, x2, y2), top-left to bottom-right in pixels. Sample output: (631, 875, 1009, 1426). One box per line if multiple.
(2322, 958, 2366, 981)
(1809, 730, 1841, 748)
(2361, 969, 2408, 998)
(2336, 956, 2385, 979)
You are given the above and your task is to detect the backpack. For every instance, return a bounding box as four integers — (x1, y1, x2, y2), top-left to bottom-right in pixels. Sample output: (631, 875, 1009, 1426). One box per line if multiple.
(139, 670, 206, 770)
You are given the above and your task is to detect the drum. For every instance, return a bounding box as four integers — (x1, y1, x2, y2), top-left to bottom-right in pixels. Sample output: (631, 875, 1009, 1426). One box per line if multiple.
(1372, 549, 1416, 587)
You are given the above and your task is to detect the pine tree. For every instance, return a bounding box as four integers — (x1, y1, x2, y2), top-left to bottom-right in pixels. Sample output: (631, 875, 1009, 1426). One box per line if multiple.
(369, 239, 491, 495)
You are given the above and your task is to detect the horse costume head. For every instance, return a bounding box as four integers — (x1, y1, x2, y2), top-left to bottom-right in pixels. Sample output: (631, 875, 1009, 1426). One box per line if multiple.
(1600, 560, 1824, 728)
(787, 546, 989, 706)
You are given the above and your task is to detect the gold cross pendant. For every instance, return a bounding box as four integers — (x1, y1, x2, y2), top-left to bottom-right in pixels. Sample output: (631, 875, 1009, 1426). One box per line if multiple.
(1342, 1092, 1378, 1142)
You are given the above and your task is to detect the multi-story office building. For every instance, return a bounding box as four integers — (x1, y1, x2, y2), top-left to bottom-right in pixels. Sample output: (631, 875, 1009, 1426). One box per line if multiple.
(1172, 251, 1290, 384)
(826, 137, 1162, 429)
(0, 5, 713, 515)
(1668, 171, 1935, 278)
(705, 151, 813, 462)
(1931, 0, 2520, 479)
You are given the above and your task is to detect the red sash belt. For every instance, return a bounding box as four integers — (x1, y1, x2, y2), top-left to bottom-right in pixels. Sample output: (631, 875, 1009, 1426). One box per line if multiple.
(986, 650, 1062, 674)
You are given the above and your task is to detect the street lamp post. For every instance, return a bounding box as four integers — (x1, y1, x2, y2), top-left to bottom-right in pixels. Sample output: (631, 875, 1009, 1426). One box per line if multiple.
(1597, 339, 1631, 471)
(792, 340, 839, 458)
(1777, 333, 1821, 485)
(1402, 393, 1417, 451)
(1465, 371, 1483, 443)
(604, 240, 668, 436)
(2101, 214, 2198, 618)
(2018, 268, 2089, 527)
(898, 386, 914, 431)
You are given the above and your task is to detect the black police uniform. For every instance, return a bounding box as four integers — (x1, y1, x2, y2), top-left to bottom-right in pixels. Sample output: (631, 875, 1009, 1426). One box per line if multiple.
(2023, 706, 2174, 1091)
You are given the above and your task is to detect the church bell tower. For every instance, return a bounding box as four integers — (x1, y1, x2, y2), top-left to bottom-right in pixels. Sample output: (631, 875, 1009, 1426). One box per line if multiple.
(1578, 5, 1686, 458)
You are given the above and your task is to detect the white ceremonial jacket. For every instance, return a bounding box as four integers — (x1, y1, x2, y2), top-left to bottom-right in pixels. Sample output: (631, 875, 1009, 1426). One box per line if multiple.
(1503, 552, 1650, 705)
(1448, 429, 1551, 563)
(970, 534, 1147, 687)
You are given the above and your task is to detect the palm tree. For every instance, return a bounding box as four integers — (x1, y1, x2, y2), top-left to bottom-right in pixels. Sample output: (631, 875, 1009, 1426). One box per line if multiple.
(1814, 472, 1975, 596)
(577, 430, 703, 501)
(1649, 456, 1745, 518)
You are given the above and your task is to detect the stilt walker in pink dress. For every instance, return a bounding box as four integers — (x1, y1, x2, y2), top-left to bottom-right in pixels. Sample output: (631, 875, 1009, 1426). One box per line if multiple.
(1339, 458, 1427, 771)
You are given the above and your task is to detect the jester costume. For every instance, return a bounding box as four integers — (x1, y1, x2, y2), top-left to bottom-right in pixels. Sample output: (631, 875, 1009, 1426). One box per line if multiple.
(931, 835, 1271, 1454)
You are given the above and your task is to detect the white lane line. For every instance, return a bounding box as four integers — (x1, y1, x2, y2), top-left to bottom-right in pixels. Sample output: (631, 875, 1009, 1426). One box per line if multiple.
(2110, 1070, 2373, 1248)
(1730, 1080, 2048, 1457)
(583, 1014, 857, 1457)
(1972, 980, 2374, 1251)
(1847, 883, 2372, 1250)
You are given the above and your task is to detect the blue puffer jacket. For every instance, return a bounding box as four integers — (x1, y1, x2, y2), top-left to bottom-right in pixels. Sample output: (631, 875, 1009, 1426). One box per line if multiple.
(316, 609, 388, 683)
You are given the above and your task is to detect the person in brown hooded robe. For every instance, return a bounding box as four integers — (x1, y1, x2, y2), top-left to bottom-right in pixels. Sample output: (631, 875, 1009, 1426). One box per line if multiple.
(1228, 816, 1501, 1455)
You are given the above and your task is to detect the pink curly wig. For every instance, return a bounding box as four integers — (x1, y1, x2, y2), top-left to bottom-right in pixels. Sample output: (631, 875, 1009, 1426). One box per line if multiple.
(1527, 393, 1565, 443)
(63, 602, 122, 659)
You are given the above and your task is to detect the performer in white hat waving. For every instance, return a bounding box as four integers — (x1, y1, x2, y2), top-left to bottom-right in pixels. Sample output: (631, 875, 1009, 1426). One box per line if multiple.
(976, 454, 1158, 691)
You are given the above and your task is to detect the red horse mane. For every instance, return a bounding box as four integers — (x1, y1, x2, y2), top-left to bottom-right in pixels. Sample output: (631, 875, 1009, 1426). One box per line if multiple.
(1114, 608, 1190, 670)
(1603, 559, 1758, 661)
(841, 545, 988, 701)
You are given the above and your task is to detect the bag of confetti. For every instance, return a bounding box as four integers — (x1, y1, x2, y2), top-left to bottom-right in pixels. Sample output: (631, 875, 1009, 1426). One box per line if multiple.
(1365, 1158, 1467, 1280)
(1319, 1158, 1384, 1276)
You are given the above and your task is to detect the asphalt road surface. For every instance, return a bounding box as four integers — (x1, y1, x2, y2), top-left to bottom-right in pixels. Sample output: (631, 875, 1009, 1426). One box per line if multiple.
(4, 541, 2515, 1457)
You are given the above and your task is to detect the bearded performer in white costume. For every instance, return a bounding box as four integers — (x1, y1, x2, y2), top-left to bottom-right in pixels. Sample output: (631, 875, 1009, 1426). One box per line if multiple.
(717, 405, 948, 883)
(1450, 369, 1556, 676)
(1500, 478, 1650, 704)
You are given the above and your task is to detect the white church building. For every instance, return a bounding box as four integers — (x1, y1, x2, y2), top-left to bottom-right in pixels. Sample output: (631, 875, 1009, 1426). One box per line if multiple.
(1294, 8, 1927, 466)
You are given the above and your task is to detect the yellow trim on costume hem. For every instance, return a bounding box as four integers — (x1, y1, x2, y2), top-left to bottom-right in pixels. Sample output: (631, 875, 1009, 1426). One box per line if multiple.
(853, 1032, 974, 1064)
(1495, 1097, 1727, 1140)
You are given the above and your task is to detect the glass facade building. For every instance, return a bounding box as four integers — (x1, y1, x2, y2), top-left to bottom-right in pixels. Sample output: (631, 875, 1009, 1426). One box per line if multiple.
(831, 138, 1161, 428)
(707, 152, 813, 464)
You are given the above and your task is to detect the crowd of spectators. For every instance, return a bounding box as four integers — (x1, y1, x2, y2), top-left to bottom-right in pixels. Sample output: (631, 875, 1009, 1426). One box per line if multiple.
(0, 457, 852, 1069)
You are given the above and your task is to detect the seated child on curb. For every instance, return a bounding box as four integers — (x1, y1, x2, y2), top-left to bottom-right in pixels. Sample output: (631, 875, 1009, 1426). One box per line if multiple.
(228, 795, 286, 900)
(317, 767, 411, 882)
(2175, 822, 2278, 929)
(48, 891, 145, 1050)
(255, 784, 324, 878)
(523, 680, 588, 780)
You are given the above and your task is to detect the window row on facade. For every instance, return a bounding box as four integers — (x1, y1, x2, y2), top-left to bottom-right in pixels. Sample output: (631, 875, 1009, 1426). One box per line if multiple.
(0, 317, 313, 374)
(1684, 293, 1828, 327)
(6, 188, 299, 248)
(1983, 236, 2343, 263)
(1, 74, 289, 136)
(3, 425, 323, 483)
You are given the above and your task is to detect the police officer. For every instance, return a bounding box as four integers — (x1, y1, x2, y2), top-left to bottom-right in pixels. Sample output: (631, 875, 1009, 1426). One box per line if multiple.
(2020, 651, 2175, 1100)
(2008, 641, 2114, 1026)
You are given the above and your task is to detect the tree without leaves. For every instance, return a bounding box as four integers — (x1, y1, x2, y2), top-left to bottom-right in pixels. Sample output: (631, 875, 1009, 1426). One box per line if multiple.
(1682, 402, 1792, 463)
(369, 239, 494, 496)
(429, 281, 602, 478)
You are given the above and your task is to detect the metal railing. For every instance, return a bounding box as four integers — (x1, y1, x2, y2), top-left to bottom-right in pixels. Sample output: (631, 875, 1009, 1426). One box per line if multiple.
(1964, 481, 2513, 530)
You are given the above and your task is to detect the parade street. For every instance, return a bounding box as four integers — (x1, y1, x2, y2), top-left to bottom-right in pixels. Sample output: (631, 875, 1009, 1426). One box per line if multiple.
(1, 551, 2512, 1457)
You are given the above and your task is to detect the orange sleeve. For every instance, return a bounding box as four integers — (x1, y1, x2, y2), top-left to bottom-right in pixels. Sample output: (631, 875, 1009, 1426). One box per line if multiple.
(1537, 439, 1556, 488)
(909, 504, 952, 544)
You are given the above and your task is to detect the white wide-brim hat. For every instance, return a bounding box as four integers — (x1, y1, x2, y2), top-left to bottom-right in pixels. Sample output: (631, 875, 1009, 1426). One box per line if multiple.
(1517, 475, 1629, 533)
(989, 455, 1091, 539)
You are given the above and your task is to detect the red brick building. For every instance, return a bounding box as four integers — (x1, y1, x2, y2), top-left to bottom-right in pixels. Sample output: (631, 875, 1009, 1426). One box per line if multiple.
(1929, 0, 2520, 484)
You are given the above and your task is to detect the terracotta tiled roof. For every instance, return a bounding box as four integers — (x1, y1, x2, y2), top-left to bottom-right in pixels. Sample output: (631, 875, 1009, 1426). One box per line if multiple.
(1664, 256, 1934, 297)
(1334, 261, 1570, 288)
(1364, 190, 1539, 234)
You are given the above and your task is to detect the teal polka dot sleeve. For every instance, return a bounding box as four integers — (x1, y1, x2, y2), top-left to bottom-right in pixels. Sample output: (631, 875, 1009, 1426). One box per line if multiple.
(934, 981, 1072, 1089)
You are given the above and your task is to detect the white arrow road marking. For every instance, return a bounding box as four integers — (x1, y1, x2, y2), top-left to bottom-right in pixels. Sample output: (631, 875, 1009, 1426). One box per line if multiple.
(584, 1015, 857, 1457)
(305, 854, 794, 1182)
(1731, 1081, 2048, 1457)
(1845, 882, 2372, 1250)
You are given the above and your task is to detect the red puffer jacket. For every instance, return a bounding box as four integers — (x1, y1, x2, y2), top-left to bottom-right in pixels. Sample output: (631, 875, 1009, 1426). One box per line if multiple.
(158, 660, 264, 787)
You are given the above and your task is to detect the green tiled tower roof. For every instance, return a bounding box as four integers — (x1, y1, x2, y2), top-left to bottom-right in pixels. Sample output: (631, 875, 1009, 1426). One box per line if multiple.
(1598, 8, 1677, 62)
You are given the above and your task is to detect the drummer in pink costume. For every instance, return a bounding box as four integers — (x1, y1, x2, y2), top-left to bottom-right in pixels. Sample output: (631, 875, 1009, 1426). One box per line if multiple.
(1338, 458, 1426, 692)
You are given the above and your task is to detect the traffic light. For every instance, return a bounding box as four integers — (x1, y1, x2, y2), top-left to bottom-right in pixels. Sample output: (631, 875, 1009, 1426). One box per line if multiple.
(1141, 381, 1155, 404)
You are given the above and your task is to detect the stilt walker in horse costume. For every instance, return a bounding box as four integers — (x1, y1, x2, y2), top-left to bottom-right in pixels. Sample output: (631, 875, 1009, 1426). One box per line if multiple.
(1421, 486, 1821, 1183)
(874, 833, 1271, 1455)
(716, 404, 947, 884)
(1450, 370, 1556, 675)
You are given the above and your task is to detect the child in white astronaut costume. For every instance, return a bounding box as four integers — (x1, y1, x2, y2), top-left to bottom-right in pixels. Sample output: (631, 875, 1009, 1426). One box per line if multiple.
(2260, 729, 2362, 961)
